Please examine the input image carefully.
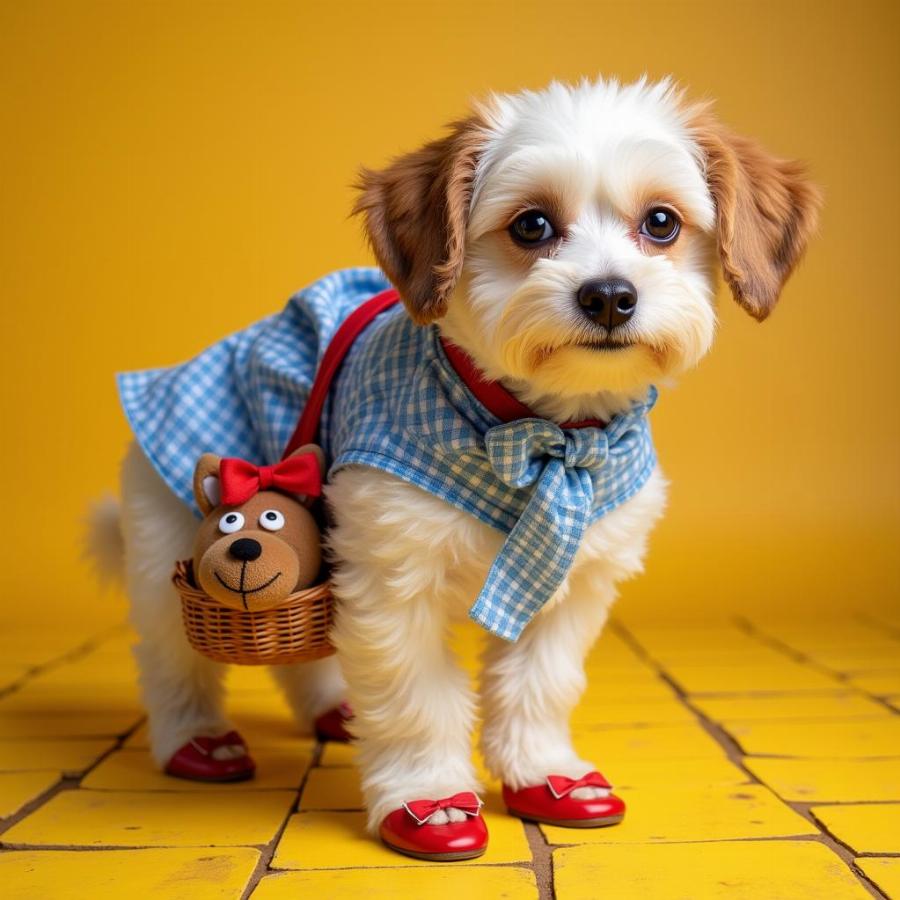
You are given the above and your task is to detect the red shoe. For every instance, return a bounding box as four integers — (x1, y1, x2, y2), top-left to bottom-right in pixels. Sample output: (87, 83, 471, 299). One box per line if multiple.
(503, 772, 625, 827)
(165, 731, 256, 783)
(314, 702, 354, 742)
(379, 792, 488, 861)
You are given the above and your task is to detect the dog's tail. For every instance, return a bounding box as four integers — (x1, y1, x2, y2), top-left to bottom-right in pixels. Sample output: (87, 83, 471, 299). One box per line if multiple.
(83, 495, 126, 588)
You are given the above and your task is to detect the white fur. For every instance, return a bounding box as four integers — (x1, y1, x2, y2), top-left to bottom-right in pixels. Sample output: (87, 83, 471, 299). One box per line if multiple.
(112, 76, 720, 831)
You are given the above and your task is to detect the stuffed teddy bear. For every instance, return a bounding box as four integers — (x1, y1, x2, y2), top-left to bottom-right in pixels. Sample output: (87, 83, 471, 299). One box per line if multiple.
(191, 445, 326, 611)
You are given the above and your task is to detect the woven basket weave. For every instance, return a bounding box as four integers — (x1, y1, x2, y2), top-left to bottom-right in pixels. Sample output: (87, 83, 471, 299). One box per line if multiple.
(173, 559, 335, 665)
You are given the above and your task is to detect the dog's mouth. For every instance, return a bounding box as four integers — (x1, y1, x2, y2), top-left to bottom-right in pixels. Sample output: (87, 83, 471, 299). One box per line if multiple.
(214, 566, 282, 609)
(577, 340, 634, 352)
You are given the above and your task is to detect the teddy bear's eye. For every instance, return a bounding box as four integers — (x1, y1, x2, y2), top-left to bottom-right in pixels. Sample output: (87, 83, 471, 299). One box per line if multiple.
(259, 509, 285, 532)
(218, 511, 245, 534)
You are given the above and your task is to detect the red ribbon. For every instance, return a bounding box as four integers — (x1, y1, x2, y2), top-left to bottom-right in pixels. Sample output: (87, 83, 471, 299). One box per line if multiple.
(546, 771, 612, 799)
(403, 792, 483, 825)
(219, 454, 322, 507)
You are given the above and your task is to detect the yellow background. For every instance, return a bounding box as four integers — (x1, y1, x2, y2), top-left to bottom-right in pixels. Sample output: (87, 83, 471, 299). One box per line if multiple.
(1, 0, 897, 628)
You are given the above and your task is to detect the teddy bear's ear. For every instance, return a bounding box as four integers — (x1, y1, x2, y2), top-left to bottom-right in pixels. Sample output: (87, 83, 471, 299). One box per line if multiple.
(193, 453, 222, 515)
(284, 443, 326, 507)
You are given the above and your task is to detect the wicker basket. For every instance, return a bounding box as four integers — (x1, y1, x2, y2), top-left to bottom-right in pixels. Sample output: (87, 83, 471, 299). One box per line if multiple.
(173, 559, 335, 665)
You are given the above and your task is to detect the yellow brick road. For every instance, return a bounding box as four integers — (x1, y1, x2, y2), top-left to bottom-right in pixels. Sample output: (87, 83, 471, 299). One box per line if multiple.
(1, 614, 898, 899)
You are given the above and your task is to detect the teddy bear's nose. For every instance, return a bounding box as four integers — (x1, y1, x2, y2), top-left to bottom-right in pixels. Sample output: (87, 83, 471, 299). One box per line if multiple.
(229, 537, 262, 562)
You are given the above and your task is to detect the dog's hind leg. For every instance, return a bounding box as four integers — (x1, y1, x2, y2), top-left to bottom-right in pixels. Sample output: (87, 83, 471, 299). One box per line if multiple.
(120, 442, 235, 768)
(268, 656, 346, 733)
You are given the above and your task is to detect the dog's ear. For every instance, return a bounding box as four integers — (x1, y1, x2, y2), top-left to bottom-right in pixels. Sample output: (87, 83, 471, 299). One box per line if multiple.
(690, 108, 822, 321)
(193, 453, 222, 515)
(354, 115, 486, 324)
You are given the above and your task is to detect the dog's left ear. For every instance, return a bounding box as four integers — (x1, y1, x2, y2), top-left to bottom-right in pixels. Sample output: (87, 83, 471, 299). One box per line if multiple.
(354, 115, 486, 324)
(691, 109, 822, 321)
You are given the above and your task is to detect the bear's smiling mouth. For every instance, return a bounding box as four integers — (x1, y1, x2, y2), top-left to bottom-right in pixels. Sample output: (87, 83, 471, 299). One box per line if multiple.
(214, 566, 282, 610)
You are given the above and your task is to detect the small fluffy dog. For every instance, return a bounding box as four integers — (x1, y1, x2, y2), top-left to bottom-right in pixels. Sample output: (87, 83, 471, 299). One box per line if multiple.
(109, 77, 819, 848)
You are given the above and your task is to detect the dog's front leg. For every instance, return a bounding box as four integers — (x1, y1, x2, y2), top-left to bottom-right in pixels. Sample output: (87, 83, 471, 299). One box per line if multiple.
(326, 470, 480, 831)
(480, 564, 616, 799)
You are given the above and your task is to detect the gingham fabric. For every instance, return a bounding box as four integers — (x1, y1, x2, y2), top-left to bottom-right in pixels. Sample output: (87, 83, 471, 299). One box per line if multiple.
(119, 267, 658, 642)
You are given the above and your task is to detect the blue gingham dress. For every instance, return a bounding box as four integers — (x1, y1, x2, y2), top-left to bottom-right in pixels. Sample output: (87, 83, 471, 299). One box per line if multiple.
(119, 267, 658, 642)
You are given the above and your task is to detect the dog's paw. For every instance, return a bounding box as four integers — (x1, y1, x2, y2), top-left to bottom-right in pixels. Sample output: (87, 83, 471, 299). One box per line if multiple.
(569, 785, 612, 800)
(210, 743, 248, 761)
(427, 807, 469, 824)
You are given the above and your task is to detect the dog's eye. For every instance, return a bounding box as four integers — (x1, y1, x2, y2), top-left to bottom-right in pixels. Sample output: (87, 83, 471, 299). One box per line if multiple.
(218, 511, 245, 534)
(641, 208, 680, 244)
(509, 210, 555, 245)
(259, 509, 285, 532)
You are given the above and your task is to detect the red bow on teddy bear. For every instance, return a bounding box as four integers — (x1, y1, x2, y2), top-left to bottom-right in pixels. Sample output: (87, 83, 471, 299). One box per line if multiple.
(219, 454, 323, 506)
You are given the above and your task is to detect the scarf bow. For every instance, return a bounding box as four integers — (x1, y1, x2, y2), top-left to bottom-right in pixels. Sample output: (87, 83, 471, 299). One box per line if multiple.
(219, 454, 322, 507)
(546, 771, 613, 799)
(402, 792, 483, 825)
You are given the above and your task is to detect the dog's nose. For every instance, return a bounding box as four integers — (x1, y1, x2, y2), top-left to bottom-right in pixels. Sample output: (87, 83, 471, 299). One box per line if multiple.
(229, 537, 262, 562)
(576, 278, 638, 329)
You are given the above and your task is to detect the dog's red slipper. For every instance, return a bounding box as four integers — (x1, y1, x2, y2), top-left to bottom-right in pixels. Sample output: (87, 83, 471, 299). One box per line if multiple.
(313, 702, 354, 742)
(503, 771, 624, 827)
(379, 792, 488, 861)
(164, 730, 256, 782)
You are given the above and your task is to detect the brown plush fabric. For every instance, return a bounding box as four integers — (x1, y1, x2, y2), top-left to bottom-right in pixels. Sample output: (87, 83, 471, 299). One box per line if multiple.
(190, 447, 325, 611)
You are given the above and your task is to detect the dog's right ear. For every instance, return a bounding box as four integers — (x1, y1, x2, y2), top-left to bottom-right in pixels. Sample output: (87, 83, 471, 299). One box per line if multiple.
(353, 115, 486, 325)
(193, 453, 222, 515)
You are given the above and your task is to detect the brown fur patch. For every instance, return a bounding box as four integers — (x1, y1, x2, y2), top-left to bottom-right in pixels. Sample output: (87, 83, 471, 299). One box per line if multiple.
(353, 114, 488, 324)
(688, 105, 822, 320)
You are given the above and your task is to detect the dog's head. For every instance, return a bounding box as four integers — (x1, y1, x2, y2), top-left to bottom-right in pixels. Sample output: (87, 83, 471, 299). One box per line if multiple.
(355, 77, 821, 417)
(191, 448, 324, 611)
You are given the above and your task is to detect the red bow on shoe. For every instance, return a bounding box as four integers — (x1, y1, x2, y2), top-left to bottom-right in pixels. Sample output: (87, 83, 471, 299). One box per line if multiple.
(402, 792, 483, 825)
(219, 455, 322, 506)
(546, 771, 612, 799)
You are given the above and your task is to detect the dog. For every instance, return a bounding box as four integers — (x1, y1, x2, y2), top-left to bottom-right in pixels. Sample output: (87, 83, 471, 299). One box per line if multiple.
(102, 75, 819, 859)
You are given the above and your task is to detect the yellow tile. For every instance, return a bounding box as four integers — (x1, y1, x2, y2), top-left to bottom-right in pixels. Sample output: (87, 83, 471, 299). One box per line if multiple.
(693, 692, 890, 722)
(725, 719, 900, 758)
(0, 772, 58, 817)
(0, 738, 114, 775)
(299, 766, 363, 810)
(624, 626, 758, 653)
(856, 857, 900, 898)
(553, 840, 872, 899)
(227, 691, 310, 743)
(0, 664, 30, 689)
(573, 723, 727, 761)
(662, 662, 841, 694)
(0, 682, 142, 739)
(811, 803, 900, 854)
(603, 757, 749, 789)
(273, 809, 530, 869)
(319, 742, 358, 767)
(581, 679, 680, 701)
(747, 620, 893, 650)
(745, 758, 900, 802)
(847, 671, 900, 695)
(125, 721, 314, 754)
(571, 697, 695, 727)
(0, 848, 259, 900)
(2, 788, 296, 847)
(542, 783, 814, 845)
(254, 867, 539, 899)
(802, 648, 900, 673)
(82, 746, 312, 791)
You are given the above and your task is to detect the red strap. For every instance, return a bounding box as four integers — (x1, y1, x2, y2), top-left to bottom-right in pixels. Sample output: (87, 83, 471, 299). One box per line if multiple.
(440, 338, 606, 430)
(281, 288, 401, 459)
